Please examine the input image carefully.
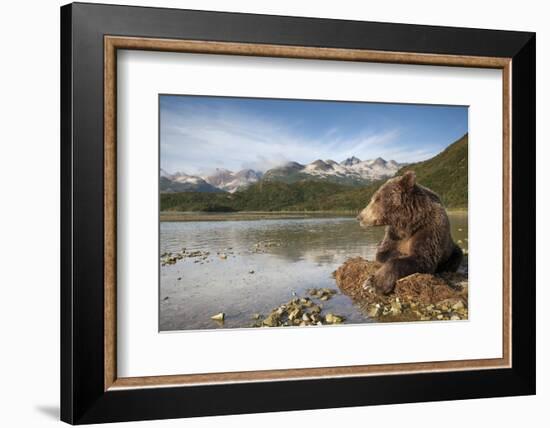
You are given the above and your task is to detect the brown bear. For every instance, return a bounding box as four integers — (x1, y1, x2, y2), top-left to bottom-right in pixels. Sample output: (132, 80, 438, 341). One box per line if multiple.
(356, 171, 463, 295)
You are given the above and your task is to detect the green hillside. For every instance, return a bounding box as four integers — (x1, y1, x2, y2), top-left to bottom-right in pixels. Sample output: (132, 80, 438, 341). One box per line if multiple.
(161, 181, 356, 212)
(398, 133, 468, 208)
(161, 191, 238, 212)
(160, 134, 468, 212)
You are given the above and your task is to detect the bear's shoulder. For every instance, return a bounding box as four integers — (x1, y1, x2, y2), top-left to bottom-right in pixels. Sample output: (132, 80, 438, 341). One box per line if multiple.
(416, 184, 442, 205)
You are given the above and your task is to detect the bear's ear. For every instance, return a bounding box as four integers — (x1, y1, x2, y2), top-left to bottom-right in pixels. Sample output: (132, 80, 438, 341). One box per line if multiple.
(399, 171, 416, 190)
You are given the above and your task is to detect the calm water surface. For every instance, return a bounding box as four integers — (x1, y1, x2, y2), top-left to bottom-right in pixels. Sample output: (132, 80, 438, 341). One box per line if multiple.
(160, 212, 468, 331)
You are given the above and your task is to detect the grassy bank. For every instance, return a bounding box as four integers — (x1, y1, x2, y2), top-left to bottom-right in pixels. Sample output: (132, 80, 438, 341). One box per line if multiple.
(160, 210, 358, 222)
(160, 208, 467, 222)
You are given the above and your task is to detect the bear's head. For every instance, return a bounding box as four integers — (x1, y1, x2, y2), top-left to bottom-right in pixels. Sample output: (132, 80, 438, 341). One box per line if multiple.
(357, 171, 417, 228)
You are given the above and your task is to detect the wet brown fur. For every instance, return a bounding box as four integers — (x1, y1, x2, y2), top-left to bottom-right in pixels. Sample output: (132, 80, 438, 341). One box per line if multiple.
(357, 171, 463, 294)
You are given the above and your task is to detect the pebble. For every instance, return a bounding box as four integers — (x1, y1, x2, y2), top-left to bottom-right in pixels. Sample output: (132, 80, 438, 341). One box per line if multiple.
(308, 288, 338, 301)
(211, 312, 225, 321)
(325, 313, 344, 324)
(288, 308, 301, 321)
(390, 301, 402, 315)
(301, 299, 313, 307)
(262, 313, 280, 327)
(452, 301, 465, 311)
(367, 305, 382, 318)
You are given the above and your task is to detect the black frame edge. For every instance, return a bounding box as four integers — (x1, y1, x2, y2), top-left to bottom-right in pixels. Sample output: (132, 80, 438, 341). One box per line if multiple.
(510, 33, 536, 393)
(60, 3, 74, 425)
(71, 1, 534, 57)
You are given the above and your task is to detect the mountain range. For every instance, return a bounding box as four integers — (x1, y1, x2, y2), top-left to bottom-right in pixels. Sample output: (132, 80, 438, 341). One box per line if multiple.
(262, 157, 402, 186)
(160, 156, 404, 193)
(160, 134, 468, 210)
(160, 169, 222, 193)
(203, 168, 263, 193)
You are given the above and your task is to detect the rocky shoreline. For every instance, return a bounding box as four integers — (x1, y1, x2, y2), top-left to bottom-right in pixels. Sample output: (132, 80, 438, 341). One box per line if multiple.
(162, 244, 468, 327)
(333, 256, 468, 322)
(249, 288, 345, 328)
(246, 256, 468, 328)
(207, 289, 347, 328)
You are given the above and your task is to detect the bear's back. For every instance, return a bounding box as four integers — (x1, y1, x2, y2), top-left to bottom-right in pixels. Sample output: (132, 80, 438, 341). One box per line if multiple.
(417, 184, 443, 206)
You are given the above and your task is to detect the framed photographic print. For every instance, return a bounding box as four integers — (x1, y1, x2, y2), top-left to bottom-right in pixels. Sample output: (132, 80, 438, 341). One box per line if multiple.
(60, 2, 536, 424)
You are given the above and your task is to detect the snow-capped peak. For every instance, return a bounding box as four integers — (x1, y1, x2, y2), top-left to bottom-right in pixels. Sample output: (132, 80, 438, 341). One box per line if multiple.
(341, 156, 362, 166)
(202, 168, 263, 193)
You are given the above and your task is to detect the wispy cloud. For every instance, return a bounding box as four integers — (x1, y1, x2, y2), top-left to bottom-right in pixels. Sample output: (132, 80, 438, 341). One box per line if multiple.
(160, 97, 465, 175)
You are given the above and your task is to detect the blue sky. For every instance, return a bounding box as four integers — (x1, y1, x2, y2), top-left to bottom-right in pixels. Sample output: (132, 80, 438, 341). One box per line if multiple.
(160, 95, 467, 175)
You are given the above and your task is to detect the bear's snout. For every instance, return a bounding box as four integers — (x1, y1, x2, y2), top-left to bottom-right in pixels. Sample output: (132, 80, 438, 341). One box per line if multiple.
(358, 202, 383, 227)
(357, 207, 372, 228)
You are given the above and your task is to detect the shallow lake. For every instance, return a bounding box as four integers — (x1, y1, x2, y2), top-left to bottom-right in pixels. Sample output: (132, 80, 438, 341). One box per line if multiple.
(160, 212, 468, 331)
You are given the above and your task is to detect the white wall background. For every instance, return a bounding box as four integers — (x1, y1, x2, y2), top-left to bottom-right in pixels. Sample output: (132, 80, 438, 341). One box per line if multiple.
(0, 0, 545, 426)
